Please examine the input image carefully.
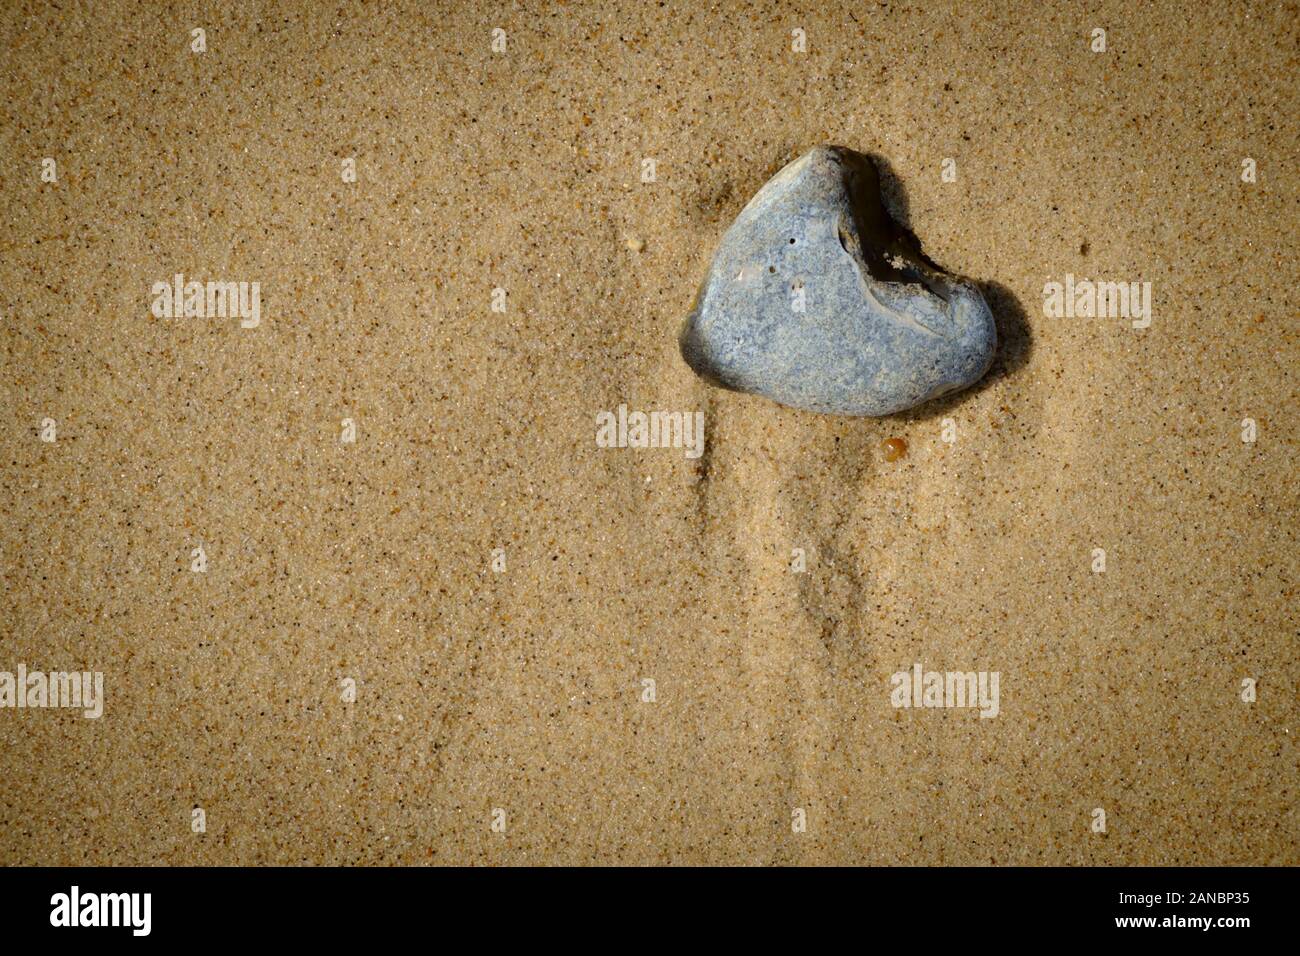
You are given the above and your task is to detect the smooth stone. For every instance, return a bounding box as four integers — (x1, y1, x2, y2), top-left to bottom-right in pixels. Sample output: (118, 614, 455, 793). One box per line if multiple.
(679, 146, 997, 416)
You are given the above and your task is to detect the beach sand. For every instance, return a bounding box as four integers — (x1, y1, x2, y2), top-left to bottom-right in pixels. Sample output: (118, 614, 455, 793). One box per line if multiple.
(0, 0, 1295, 864)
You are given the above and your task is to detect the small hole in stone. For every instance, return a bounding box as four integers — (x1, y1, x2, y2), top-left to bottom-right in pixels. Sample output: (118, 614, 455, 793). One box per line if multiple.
(789, 238, 796, 244)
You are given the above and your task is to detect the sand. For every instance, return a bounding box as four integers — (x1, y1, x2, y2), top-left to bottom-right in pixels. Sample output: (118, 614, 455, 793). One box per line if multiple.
(0, 0, 1295, 865)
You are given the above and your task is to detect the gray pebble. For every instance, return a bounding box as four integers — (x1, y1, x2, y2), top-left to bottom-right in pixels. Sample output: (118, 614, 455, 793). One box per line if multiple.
(679, 146, 997, 416)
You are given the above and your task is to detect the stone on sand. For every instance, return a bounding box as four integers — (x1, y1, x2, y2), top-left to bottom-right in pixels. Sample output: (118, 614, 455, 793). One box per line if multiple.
(679, 146, 997, 416)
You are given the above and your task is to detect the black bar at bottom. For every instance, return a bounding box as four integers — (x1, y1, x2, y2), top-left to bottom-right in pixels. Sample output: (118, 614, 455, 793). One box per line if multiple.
(0, 866, 1288, 941)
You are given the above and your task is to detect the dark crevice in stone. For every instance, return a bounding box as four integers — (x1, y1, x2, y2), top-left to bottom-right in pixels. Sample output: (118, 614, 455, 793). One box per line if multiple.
(827, 146, 952, 303)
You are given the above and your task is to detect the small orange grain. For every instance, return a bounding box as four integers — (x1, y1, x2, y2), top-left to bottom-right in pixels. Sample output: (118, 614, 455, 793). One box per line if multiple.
(882, 437, 908, 462)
